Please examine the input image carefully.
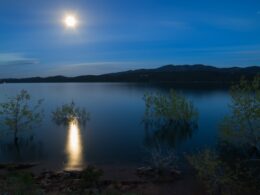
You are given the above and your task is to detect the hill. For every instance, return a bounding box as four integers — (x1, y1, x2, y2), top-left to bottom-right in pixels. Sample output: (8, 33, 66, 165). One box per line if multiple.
(1, 64, 259, 85)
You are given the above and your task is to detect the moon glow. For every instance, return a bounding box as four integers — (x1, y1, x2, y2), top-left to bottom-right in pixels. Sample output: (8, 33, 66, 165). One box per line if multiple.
(64, 15, 78, 28)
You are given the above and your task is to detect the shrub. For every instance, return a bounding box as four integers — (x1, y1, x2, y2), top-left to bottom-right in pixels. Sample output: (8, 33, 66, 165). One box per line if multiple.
(0, 90, 43, 144)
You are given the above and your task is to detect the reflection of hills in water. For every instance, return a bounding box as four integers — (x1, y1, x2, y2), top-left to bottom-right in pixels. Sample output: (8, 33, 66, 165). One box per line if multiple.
(0, 136, 45, 162)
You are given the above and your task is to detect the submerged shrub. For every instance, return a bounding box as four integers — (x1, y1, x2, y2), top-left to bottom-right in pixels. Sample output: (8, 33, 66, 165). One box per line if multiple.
(142, 90, 198, 180)
(52, 101, 89, 126)
(143, 90, 198, 148)
(143, 90, 198, 125)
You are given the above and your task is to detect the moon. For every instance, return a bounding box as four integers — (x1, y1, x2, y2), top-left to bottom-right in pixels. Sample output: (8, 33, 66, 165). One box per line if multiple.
(64, 14, 78, 28)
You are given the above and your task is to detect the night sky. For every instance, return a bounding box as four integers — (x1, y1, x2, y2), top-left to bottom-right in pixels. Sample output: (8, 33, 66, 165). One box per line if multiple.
(0, 0, 260, 78)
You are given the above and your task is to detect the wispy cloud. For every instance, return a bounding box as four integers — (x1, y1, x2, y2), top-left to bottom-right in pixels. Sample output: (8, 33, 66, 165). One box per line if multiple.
(0, 53, 39, 66)
(48, 61, 152, 76)
(0, 53, 40, 78)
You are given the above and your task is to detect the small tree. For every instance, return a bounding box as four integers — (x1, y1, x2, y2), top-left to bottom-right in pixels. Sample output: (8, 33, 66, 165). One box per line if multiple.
(143, 90, 198, 148)
(52, 101, 89, 126)
(0, 90, 43, 144)
(221, 76, 260, 158)
(144, 90, 198, 125)
(142, 90, 198, 177)
(187, 150, 235, 195)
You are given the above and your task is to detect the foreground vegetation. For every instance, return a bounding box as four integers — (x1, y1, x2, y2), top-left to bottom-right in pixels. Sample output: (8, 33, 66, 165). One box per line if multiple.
(188, 76, 260, 195)
(0, 90, 43, 144)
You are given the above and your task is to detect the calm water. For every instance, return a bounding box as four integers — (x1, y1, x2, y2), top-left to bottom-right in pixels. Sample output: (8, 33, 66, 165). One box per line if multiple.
(0, 83, 230, 170)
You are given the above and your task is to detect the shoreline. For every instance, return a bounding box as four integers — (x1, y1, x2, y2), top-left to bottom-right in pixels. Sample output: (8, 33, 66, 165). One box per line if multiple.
(0, 162, 207, 194)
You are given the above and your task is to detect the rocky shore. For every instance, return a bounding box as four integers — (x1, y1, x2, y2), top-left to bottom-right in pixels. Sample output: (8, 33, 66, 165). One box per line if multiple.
(0, 163, 206, 194)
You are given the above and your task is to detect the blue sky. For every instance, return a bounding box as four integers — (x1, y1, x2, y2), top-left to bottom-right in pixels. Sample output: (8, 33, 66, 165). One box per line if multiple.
(0, 0, 260, 78)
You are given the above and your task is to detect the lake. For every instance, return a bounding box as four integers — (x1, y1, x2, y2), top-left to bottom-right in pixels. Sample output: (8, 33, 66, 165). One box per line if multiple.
(0, 83, 231, 171)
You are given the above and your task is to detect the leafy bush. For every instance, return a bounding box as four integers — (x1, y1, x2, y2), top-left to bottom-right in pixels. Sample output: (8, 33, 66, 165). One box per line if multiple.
(220, 76, 260, 158)
(0, 90, 43, 144)
(143, 90, 198, 148)
(187, 150, 235, 195)
(188, 76, 260, 195)
(143, 90, 198, 125)
(52, 101, 89, 126)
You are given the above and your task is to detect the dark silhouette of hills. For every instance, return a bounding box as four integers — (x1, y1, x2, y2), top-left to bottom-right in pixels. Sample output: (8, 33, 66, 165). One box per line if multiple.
(1, 64, 259, 85)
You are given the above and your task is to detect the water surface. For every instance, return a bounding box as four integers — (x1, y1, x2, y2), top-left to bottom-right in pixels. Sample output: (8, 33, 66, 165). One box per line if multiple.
(0, 83, 230, 170)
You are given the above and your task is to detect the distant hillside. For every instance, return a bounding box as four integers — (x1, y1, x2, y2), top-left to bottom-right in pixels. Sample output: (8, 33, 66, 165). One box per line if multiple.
(1, 64, 259, 85)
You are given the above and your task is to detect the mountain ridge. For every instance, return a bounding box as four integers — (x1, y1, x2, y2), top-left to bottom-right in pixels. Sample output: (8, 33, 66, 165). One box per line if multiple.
(1, 64, 259, 84)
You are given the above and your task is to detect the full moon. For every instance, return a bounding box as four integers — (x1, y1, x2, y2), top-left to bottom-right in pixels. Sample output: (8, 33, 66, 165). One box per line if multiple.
(64, 15, 78, 28)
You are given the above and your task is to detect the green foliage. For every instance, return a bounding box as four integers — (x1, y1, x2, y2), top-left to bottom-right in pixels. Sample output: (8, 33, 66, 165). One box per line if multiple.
(0, 90, 43, 143)
(81, 166, 103, 188)
(219, 75, 260, 193)
(188, 149, 260, 195)
(187, 150, 235, 195)
(143, 90, 198, 148)
(52, 101, 89, 126)
(142, 90, 198, 179)
(221, 76, 260, 154)
(188, 76, 260, 195)
(143, 90, 198, 124)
